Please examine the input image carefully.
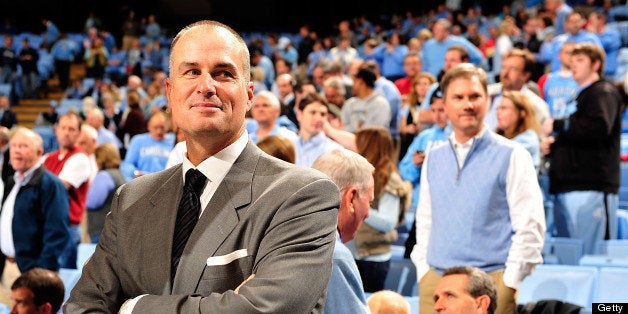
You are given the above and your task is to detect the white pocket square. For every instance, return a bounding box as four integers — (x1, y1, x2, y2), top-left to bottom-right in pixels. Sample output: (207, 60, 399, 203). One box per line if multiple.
(206, 249, 248, 266)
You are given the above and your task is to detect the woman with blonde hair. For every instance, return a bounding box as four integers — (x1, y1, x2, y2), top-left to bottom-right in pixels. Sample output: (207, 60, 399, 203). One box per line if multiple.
(347, 126, 412, 293)
(496, 90, 542, 170)
(86, 143, 126, 243)
(399, 72, 436, 159)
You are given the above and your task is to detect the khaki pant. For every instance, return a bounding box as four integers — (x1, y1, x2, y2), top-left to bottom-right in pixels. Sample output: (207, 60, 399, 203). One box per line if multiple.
(419, 268, 516, 314)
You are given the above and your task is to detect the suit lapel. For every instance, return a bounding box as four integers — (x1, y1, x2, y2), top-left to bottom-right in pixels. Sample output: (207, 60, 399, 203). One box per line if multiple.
(173, 142, 259, 293)
(145, 165, 184, 293)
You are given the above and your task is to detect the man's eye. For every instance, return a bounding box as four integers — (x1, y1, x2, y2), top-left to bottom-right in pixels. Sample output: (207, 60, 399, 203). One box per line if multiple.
(184, 69, 200, 76)
(215, 70, 235, 78)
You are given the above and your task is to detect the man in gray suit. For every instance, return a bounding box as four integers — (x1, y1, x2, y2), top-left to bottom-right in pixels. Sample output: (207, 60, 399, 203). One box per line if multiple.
(65, 20, 340, 313)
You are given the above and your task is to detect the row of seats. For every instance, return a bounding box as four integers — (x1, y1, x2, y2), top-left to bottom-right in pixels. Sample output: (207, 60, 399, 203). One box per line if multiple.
(543, 237, 628, 266)
(518, 265, 628, 310)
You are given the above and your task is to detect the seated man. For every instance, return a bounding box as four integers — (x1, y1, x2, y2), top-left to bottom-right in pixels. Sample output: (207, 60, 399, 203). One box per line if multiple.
(312, 149, 374, 314)
(11, 268, 65, 314)
(121, 110, 174, 182)
(247, 90, 297, 144)
(433, 266, 497, 314)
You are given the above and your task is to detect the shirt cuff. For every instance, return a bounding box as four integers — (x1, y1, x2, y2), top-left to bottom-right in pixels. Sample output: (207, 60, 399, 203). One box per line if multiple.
(119, 294, 147, 314)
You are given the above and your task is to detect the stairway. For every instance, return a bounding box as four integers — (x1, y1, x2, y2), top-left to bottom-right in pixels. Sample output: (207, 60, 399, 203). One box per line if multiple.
(13, 63, 86, 129)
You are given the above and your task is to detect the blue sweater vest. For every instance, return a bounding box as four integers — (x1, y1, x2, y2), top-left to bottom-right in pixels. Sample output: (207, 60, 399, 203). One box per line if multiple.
(426, 131, 515, 273)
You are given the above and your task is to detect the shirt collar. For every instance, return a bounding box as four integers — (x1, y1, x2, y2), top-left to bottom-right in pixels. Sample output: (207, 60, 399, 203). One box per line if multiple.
(181, 131, 249, 185)
(449, 124, 487, 147)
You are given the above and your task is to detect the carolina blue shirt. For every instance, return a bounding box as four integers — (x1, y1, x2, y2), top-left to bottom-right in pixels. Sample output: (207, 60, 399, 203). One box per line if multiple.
(595, 27, 622, 76)
(293, 132, 344, 167)
(50, 39, 78, 62)
(121, 132, 175, 182)
(543, 71, 578, 119)
(421, 35, 486, 76)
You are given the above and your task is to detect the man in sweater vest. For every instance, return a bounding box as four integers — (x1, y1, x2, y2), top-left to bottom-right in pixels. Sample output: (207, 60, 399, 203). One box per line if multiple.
(410, 63, 545, 314)
(43, 111, 91, 269)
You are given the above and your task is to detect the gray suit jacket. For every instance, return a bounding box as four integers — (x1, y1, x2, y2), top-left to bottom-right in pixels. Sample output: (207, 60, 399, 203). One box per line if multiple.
(64, 142, 340, 313)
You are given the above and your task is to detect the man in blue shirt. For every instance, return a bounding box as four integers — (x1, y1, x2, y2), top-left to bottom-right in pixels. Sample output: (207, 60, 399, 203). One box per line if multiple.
(121, 110, 174, 182)
(312, 149, 374, 314)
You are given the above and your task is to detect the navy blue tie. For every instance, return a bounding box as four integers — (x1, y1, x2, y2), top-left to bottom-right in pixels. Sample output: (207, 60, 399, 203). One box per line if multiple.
(171, 169, 206, 283)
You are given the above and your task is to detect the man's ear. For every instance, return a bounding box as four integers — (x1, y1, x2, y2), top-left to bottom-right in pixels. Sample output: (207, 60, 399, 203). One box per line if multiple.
(342, 186, 358, 214)
(475, 295, 491, 314)
(38, 302, 53, 314)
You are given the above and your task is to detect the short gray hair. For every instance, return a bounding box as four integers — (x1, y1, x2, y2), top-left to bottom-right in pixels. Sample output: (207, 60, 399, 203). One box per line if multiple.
(312, 149, 374, 193)
(254, 90, 281, 109)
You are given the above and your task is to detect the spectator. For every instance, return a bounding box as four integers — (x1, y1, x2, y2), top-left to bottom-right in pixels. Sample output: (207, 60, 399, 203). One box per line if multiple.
(86, 143, 125, 243)
(41, 18, 60, 47)
(10, 268, 65, 314)
(247, 90, 297, 144)
(587, 11, 621, 80)
(1, 127, 69, 272)
(486, 48, 550, 131)
(394, 52, 423, 98)
(294, 92, 344, 167)
(118, 89, 146, 145)
(43, 111, 91, 269)
(51, 33, 78, 91)
(341, 68, 391, 133)
(121, 9, 141, 52)
(398, 87, 451, 257)
(18, 37, 39, 99)
(541, 12, 602, 73)
(495, 91, 542, 171)
(0, 35, 17, 84)
(421, 19, 486, 77)
(411, 63, 545, 314)
(542, 43, 623, 254)
(144, 14, 161, 41)
(399, 72, 436, 160)
(433, 266, 497, 314)
(0, 94, 18, 129)
(349, 126, 411, 292)
(83, 36, 108, 79)
(77, 123, 99, 184)
(121, 110, 174, 182)
(312, 149, 374, 314)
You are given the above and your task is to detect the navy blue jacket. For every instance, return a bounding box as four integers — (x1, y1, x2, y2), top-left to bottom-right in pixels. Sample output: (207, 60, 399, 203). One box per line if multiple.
(1, 165, 70, 272)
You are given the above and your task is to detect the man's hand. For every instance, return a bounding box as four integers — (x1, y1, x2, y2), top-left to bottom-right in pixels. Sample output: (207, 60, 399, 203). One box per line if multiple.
(413, 151, 426, 167)
(235, 274, 256, 294)
(541, 136, 555, 156)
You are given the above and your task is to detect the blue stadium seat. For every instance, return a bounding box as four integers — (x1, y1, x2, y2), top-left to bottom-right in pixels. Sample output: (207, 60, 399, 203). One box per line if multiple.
(32, 125, 58, 154)
(0, 83, 11, 97)
(77, 243, 97, 270)
(518, 265, 598, 309)
(58, 267, 82, 301)
(405, 295, 419, 314)
(594, 267, 628, 302)
(384, 258, 417, 296)
(579, 255, 628, 268)
(594, 239, 628, 256)
(543, 237, 584, 265)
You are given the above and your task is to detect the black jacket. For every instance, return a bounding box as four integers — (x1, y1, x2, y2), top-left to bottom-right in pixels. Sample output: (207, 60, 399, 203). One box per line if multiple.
(549, 79, 624, 194)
